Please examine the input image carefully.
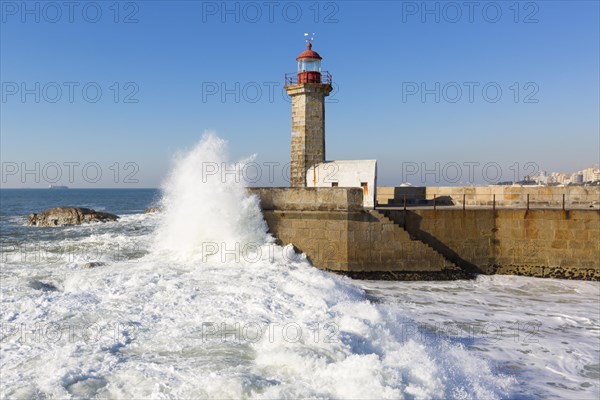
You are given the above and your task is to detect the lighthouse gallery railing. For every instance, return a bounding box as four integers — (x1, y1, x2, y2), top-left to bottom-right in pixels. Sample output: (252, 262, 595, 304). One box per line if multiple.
(284, 71, 332, 86)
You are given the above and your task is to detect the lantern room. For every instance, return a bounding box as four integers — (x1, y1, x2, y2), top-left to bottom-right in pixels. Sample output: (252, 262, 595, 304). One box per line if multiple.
(296, 42, 322, 84)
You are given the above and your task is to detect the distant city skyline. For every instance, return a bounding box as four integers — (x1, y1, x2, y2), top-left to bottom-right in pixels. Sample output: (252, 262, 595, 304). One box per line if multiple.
(530, 164, 600, 185)
(1, 1, 599, 188)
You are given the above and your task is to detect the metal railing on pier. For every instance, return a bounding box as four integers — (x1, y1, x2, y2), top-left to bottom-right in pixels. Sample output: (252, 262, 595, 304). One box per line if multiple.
(376, 192, 600, 211)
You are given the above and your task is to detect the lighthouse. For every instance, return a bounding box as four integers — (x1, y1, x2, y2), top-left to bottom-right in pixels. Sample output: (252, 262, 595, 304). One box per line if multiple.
(284, 41, 333, 187)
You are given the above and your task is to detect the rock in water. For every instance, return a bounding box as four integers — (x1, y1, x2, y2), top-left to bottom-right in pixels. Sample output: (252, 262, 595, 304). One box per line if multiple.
(27, 207, 119, 226)
(143, 207, 162, 214)
(83, 261, 105, 268)
(28, 280, 58, 292)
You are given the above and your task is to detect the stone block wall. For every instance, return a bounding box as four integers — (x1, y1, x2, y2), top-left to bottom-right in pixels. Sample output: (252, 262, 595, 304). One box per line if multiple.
(378, 186, 600, 208)
(384, 210, 496, 274)
(250, 188, 471, 280)
(249, 188, 599, 280)
(382, 209, 600, 280)
(249, 187, 364, 211)
(346, 211, 459, 276)
(285, 84, 332, 187)
(494, 209, 599, 279)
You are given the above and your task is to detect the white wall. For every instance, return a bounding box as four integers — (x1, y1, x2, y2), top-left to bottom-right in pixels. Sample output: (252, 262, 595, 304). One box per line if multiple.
(307, 160, 377, 208)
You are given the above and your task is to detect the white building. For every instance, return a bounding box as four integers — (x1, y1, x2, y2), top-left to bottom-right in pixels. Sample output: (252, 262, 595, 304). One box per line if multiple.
(571, 173, 584, 184)
(583, 167, 600, 183)
(532, 170, 548, 184)
(307, 160, 377, 208)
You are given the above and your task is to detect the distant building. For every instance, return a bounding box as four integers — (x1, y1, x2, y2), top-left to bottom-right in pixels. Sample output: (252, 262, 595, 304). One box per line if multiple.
(532, 170, 548, 184)
(571, 173, 584, 184)
(550, 172, 570, 185)
(582, 167, 600, 183)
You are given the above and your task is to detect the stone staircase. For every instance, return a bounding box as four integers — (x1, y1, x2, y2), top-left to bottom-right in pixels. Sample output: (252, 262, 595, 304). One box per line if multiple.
(366, 210, 460, 273)
(374, 209, 481, 277)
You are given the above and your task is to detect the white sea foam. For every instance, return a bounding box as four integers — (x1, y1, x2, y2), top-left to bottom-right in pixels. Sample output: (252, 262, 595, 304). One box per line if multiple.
(154, 133, 270, 261)
(359, 276, 600, 399)
(1, 133, 597, 399)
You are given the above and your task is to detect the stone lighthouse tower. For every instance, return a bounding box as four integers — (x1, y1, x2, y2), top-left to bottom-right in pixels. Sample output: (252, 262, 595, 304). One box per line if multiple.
(285, 41, 333, 187)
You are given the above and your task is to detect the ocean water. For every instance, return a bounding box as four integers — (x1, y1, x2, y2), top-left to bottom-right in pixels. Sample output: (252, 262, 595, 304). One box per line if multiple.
(1, 134, 598, 399)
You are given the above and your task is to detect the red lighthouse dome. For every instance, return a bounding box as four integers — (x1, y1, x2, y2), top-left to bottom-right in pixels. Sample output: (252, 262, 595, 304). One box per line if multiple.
(296, 42, 323, 84)
(296, 42, 322, 61)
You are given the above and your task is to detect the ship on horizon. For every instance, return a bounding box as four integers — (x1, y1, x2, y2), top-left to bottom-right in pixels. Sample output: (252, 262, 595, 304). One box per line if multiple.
(48, 185, 69, 189)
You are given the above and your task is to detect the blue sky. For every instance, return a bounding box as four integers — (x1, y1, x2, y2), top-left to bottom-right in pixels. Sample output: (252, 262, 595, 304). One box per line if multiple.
(1, 0, 599, 187)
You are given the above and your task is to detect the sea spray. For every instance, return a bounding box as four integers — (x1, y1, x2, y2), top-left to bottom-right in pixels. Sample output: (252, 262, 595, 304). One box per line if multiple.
(154, 133, 272, 261)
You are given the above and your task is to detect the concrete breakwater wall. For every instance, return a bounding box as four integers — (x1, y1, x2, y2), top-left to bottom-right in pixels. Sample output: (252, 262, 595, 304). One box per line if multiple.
(249, 188, 600, 281)
(249, 188, 468, 280)
(382, 209, 599, 280)
(378, 186, 600, 208)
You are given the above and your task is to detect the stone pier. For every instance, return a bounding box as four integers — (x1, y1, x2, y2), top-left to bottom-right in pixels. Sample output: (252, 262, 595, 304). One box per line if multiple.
(250, 187, 471, 280)
(249, 187, 600, 281)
